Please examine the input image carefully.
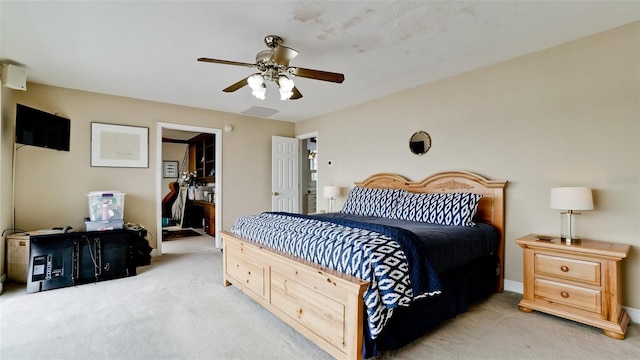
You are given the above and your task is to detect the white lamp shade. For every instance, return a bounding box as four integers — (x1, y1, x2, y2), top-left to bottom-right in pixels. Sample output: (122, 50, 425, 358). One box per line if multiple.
(323, 186, 340, 199)
(550, 187, 594, 210)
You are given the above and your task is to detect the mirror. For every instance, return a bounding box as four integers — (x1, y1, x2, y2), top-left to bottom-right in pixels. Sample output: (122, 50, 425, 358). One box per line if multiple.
(409, 131, 431, 155)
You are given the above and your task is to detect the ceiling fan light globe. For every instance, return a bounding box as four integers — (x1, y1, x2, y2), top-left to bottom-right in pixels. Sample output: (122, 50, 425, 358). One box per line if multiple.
(252, 90, 266, 100)
(278, 76, 295, 91)
(279, 89, 293, 100)
(247, 74, 264, 90)
(252, 83, 266, 100)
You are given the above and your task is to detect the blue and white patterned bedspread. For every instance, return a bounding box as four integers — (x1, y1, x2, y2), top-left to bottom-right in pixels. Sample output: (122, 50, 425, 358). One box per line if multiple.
(230, 212, 441, 339)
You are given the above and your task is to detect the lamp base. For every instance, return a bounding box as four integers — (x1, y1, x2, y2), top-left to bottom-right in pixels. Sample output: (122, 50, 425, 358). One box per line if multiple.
(561, 236, 582, 245)
(327, 198, 335, 213)
(560, 211, 582, 245)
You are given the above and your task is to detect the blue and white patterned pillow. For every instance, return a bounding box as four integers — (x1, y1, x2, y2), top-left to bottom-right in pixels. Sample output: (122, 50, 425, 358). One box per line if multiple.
(340, 186, 404, 218)
(391, 192, 483, 226)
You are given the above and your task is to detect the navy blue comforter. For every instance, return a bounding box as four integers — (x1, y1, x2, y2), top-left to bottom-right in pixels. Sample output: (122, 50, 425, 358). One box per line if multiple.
(312, 212, 500, 273)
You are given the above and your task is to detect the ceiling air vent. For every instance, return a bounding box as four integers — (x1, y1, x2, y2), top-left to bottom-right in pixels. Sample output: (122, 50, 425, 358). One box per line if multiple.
(241, 106, 279, 117)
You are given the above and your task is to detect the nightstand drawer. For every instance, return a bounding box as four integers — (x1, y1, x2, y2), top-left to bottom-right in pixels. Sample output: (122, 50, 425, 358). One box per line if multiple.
(535, 278, 601, 313)
(535, 253, 600, 285)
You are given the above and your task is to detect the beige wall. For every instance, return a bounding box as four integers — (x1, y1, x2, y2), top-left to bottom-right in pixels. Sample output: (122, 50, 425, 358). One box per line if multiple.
(297, 23, 640, 308)
(2, 85, 294, 251)
(1, 85, 13, 286)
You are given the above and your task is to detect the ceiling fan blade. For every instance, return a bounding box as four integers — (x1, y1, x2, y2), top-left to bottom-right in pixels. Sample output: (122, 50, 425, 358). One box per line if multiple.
(198, 58, 256, 68)
(290, 86, 303, 100)
(271, 45, 299, 65)
(222, 76, 252, 92)
(290, 67, 344, 83)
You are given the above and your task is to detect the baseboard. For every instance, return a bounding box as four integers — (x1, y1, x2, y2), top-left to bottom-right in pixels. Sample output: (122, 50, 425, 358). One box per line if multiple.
(503, 279, 639, 324)
(625, 306, 640, 324)
(503, 279, 523, 294)
(151, 249, 160, 257)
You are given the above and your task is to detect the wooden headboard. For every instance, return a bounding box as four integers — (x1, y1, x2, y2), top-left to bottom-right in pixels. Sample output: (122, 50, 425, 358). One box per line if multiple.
(354, 170, 508, 291)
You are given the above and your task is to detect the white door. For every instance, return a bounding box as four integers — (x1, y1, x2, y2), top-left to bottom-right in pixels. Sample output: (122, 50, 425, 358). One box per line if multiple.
(272, 136, 299, 212)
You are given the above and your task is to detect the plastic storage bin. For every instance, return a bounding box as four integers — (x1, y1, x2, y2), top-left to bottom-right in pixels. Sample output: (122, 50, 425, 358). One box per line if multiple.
(85, 219, 124, 231)
(88, 191, 125, 221)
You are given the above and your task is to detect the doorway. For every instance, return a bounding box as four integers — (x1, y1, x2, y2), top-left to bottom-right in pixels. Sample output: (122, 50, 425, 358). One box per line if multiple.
(156, 123, 222, 255)
(297, 132, 318, 214)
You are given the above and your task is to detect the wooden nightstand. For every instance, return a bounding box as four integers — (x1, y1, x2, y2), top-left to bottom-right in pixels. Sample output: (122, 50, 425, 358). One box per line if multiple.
(516, 234, 630, 339)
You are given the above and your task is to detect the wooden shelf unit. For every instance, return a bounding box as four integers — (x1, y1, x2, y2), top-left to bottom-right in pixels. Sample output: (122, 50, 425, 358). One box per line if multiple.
(189, 133, 215, 183)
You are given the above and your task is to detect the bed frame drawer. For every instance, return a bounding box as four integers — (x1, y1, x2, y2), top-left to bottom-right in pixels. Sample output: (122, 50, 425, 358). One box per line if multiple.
(271, 270, 346, 349)
(226, 248, 266, 298)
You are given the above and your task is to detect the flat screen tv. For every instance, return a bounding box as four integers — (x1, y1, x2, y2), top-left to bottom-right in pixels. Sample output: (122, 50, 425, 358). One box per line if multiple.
(15, 103, 70, 151)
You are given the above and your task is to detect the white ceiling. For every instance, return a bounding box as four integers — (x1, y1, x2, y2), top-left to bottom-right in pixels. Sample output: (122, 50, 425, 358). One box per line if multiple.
(1, 1, 638, 123)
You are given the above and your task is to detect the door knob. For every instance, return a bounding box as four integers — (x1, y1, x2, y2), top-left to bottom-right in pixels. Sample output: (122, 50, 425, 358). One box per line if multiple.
(273, 192, 279, 196)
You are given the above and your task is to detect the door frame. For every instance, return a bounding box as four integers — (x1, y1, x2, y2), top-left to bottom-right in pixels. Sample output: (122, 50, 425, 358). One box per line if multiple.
(296, 132, 318, 213)
(156, 122, 223, 254)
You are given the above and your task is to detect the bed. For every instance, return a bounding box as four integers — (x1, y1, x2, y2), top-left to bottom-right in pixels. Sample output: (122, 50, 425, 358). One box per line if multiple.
(220, 170, 507, 359)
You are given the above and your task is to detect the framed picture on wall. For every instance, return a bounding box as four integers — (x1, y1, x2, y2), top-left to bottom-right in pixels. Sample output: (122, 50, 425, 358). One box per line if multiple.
(91, 123, 149, 168)
(163, 161, 179, 178)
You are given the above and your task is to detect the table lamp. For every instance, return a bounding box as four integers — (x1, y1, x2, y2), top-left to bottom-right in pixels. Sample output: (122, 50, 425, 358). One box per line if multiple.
(323, 186, 340, 213)
(550, 187, 593, 244)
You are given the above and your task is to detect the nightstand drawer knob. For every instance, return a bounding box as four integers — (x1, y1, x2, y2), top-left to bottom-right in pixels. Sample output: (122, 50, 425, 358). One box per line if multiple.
(561, 291, 569, 298)
(560, 265, 569, 272)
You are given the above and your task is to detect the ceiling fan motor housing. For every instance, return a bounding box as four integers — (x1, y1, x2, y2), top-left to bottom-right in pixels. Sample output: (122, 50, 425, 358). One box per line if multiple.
(256, 50, 273, 65)
(264, 35, 283, 49)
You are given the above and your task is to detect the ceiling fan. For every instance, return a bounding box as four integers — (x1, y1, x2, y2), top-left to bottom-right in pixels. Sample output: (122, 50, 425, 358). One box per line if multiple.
(197, 35, 344, 100)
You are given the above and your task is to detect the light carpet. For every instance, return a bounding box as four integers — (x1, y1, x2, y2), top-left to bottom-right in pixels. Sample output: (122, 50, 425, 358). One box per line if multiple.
(0, 236, 637, 360)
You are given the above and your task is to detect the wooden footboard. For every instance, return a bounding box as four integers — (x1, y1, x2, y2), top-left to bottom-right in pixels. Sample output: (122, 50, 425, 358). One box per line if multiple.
(221, 231, 370, 360)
